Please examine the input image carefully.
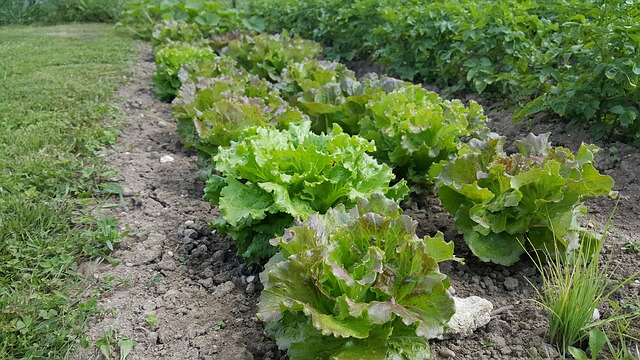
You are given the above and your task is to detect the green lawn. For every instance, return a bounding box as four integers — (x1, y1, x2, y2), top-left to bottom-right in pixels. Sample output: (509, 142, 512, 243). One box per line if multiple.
(0, 24, 135, 359)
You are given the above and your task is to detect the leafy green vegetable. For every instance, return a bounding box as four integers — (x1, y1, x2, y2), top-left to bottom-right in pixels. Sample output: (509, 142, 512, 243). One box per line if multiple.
(435, 133, 615, 265)
(151, 19, 204, 47)
(224, 32, 323, 82)
(152, 43, 215, 101)
(248, 0, 640, 145)
(360, 84, 488, 191)
(275, 59, 357, 100)
(258, 194, 456, 359)
(204, 121, 409, 263)
(172, 61, 276, 154)
(290, 73, 407, 135)
(118, 0, 264, 39)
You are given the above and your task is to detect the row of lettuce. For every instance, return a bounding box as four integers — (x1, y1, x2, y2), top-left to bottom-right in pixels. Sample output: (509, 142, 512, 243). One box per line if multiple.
(131, 4, 615, 358)
(244, 0, 640, 146)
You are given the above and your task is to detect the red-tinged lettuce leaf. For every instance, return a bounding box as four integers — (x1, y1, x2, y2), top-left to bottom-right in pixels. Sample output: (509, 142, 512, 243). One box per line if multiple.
(436, 133, 615, 265)
(152, 42, 215, 101)
(258, 194, 455, 358)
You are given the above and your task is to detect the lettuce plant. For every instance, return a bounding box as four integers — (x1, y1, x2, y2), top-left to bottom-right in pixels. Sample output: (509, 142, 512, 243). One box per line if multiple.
(172, 67, 277, 154)
(275, 59, 357, 100)
(435, 133, 615, 265)
(224, 32, 323, 82)
(151, 19, 204, 47)
(204, 121, 409, 263)
(290, 73, 407, 135)
(152, 43, 215, 101)
(360, 84, 488, 191)
(258, 194, 456, 359)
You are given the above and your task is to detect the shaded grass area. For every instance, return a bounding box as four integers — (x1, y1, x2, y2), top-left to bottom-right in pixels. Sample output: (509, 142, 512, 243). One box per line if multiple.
(0, 24, 135, 359)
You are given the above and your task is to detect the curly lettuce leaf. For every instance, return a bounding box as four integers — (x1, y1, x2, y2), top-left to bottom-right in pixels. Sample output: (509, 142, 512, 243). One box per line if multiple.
(258, 194, 455, 359)
(224, 32, 322, 82)
(436, 133, 615, 265)
(207, 121, 409, 263)
(361, 84, 488, 192)
(152, 42, 215, 101)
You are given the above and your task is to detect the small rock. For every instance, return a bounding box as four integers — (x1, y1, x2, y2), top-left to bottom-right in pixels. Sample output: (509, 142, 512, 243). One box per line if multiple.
(157, 120, 169, 128)
(121, 186, 134, 197)
(246, 275, 256, 283)
(503, 277, 519, 291)
(156, 258, 177, 271)
(198, 277, 214, 289)
(191, 244, 208, 257)
(212, 281, 235, 298)
(125, 262, 134, 267)
(444, 296, 493, 338)
(184, 220, 195, 228)
(438, 347, 456, 358)
(148, 332, 159, 344)
(246, 283, 256, 294)
(160, 155, 174, 163)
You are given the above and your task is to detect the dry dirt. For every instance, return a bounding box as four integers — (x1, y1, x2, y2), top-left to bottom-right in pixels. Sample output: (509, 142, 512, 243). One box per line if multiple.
(74, 45, 640, 360)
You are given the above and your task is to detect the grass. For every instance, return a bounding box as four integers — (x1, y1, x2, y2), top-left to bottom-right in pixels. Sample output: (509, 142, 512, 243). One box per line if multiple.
(0, 24, 135, 359)
(529, 219, 640, 359)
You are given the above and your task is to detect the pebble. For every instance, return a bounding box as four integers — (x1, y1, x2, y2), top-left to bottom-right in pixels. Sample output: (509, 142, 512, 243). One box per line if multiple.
(246, 283, 256, 294)
(148, 331, 159, 343)
(184, 220, 195, 228)
(157, 120, 169, 128)
(246, 275, 256, 283)
(438, 347, 456, 358)
(125, 262, 134, 267)
(160, 155, 174, 163)
(503, 277, 519, 291)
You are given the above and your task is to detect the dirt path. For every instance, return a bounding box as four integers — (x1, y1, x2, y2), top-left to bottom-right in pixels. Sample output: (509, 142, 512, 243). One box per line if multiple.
(74, 45, 639, 360)
(73, 44, 278, 360)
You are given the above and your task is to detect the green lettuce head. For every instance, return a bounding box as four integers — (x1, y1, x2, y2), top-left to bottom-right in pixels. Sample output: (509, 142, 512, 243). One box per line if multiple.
(258, 194, 457, 359)
(435, 133, 615, 265)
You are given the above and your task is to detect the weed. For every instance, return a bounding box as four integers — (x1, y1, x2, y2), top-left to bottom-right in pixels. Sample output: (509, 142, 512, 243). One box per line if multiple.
(95, 329, 137, 360)
(622, 240, 640, 254)
(146, 315, 157, 328)
(212, 320, 226, 331)
(528, 211, 640, 358)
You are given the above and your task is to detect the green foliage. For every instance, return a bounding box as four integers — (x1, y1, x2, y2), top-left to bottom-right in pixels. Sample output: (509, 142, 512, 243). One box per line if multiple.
(174, 74, 305, 160)
(151, 19, 205, 47)
(224, 32, 323, 82)
(118, 0, 264, 39)
(247, 0, 640, 145)
(172, 57, 291, 155)
(360, 84, 488, 190)
(258, 194, 456, 359)
(289, 73, 406, 135)
(0, 0, 41, 24)
(152, 43, 215, 101)
(204, 121, 409, 263)
(276, 59, 356, 100)
(0, 0, 125, 25)
(0, 24, 134, 359)
(435, 133, 615, 265)
(530, 217, 640, 358)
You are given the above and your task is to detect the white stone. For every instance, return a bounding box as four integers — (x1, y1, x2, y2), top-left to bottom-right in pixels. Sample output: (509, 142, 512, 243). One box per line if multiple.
(443, 296, 493, 338)
(160, 155, 174, 163)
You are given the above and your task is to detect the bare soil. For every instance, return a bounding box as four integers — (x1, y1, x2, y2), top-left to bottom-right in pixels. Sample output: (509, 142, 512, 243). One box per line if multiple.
(75, 45, 639, 360)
